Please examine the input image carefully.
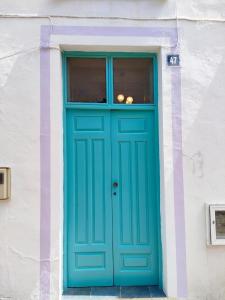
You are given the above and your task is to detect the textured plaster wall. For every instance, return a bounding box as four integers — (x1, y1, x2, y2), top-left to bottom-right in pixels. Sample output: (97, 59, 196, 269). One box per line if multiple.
(0, 0, 176, 19)
(0, 20, 42, 300)
(0, 1, 225, 300)
(181, 22, 225, 300)
(1, 0, 225, 19)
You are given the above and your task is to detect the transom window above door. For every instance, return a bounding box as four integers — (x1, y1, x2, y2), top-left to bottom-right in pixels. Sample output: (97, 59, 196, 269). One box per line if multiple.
(113, 58, 153, 104)
(65, 53, 156, 105)
(68, 58, 107, 103)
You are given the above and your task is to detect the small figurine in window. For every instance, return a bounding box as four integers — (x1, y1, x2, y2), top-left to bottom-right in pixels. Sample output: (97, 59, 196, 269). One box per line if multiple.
(117, 94, 125, 103)
(126, 96, 133, 104)
(96, 98, 107, 103)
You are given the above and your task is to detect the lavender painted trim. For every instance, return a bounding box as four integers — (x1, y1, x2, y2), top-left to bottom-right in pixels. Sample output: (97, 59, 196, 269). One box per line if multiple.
(40, 25, 187, 299)
(40, 25, 51, 300)
(51, 25, 177, 41)
(171, 67, 188, 297)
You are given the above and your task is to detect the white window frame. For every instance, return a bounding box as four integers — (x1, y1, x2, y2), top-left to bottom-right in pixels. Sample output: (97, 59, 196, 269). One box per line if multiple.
(209, 205, 225, 246)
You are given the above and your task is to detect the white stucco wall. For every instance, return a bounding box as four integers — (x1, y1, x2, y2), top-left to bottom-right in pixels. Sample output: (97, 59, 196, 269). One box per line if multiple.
(0, 1, 225, 300)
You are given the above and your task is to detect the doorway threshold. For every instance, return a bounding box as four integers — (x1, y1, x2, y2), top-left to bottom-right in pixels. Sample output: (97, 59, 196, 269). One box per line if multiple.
(63, 286, 166, 299)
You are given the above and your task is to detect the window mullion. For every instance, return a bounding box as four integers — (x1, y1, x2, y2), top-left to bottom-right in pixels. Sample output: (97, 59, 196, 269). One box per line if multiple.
(107, 56, 114, 105)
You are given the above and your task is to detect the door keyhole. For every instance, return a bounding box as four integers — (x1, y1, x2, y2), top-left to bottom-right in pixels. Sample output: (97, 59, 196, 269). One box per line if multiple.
(113, 182, 118, 188)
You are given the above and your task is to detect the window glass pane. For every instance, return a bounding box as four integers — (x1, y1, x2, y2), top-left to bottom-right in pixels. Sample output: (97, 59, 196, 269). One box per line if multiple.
(113, 58, 154, 104)
(68, 58, 107, 103)
(216, 211, 225, 239)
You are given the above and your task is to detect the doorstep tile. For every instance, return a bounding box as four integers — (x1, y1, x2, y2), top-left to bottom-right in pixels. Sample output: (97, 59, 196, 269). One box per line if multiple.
(148, 286, 166, 298)
(62, 296, 90, 300)
(121, 298, 167, 300)
(63, 287, 91, 296)
(91, 287, 120, 297)
(91, 296, 119, 298)
(121, 286, 150, 298)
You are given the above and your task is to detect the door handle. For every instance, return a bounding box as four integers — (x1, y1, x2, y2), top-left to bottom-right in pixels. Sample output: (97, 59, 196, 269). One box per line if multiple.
(113, 182, 118, 188)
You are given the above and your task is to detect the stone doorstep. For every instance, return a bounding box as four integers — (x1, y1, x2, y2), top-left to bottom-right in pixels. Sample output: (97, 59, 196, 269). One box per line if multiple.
(61, 297, 175, 300)
(63, 286, 166, 298)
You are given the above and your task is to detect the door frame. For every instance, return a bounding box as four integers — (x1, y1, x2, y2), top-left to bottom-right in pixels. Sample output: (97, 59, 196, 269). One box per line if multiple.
(62, 51, 162, 289)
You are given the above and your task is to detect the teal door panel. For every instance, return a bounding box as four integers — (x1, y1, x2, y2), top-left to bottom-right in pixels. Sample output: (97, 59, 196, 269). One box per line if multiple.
(66, 109, 159, 287)
(66, 109, 113, 287)
(111, 110, 159, 286)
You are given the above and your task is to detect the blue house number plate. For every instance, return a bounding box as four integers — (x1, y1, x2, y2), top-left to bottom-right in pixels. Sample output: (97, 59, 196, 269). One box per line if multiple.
(167, 54, 180, 66)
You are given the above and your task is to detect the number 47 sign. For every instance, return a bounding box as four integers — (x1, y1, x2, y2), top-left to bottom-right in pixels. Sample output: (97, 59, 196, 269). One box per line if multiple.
(167, 54, 180, 66)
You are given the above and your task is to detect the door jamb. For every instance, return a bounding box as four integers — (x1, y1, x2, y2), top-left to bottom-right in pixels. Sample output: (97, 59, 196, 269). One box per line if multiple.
(62, 51, 162, 290)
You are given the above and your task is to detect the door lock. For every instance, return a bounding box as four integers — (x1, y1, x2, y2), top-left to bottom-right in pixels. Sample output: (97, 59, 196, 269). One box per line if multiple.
(113, 182, 118, 188)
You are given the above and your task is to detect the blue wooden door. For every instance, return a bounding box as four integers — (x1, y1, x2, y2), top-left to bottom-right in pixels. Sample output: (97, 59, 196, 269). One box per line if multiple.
(66, 109, 159, 286)
(112, 110, 159, 285)
(66, 109, 113, 287)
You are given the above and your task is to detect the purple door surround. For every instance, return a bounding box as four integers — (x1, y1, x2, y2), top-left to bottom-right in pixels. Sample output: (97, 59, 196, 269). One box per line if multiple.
(40, 25, 187, 300)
